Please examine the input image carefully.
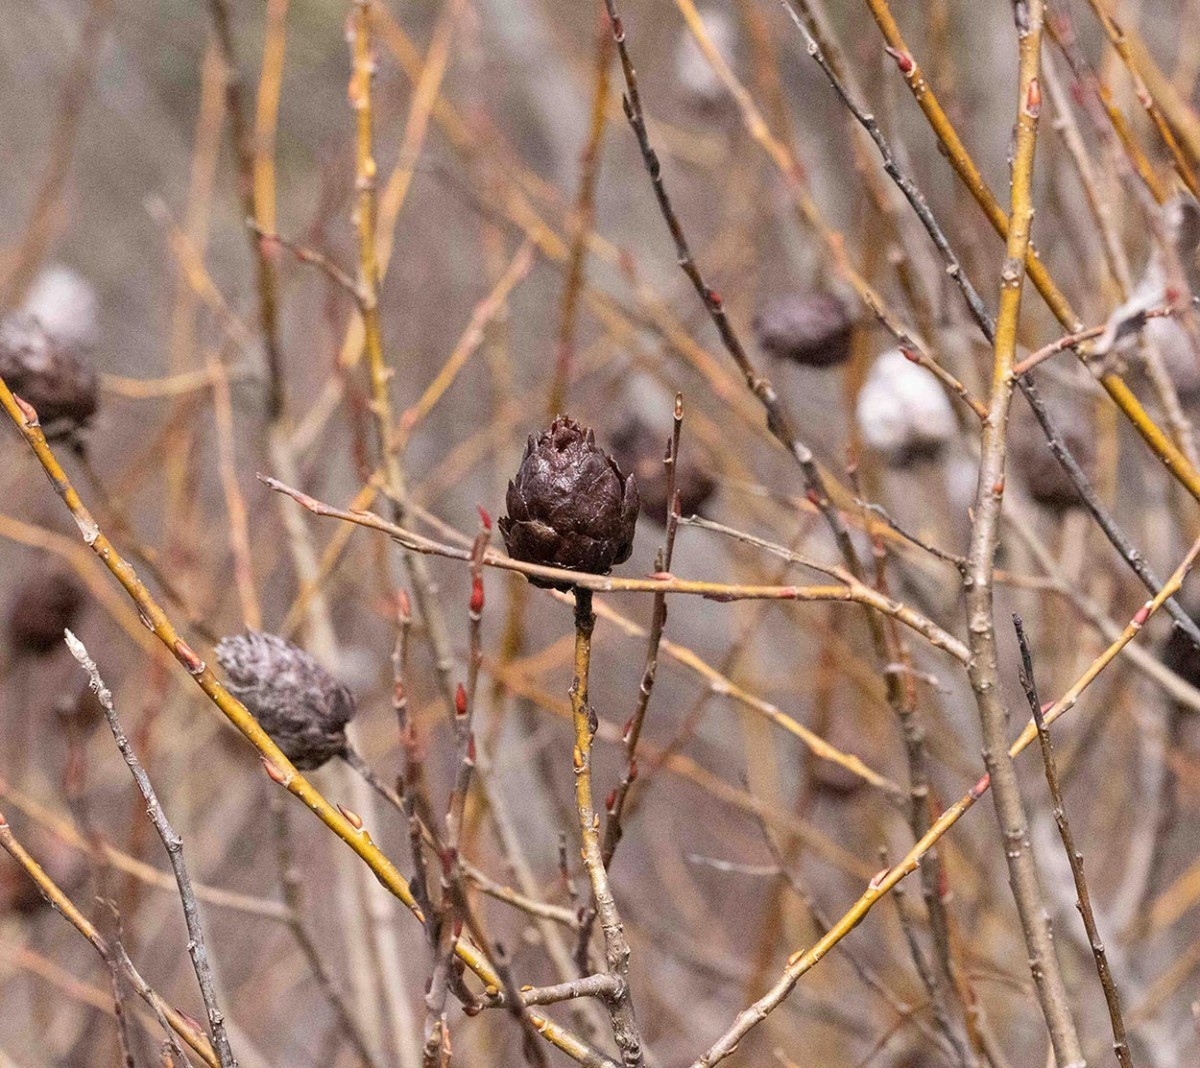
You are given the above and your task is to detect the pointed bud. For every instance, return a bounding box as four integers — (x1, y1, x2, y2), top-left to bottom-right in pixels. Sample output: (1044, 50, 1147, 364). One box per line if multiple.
(261, 757, 289, 785)
(470, 574, 485, 615)
(455, 683, 468, 718)
(477, 505, 492, 530)
(1025, 77, 1042, 118)
(174, 640, 205, 676)
(338, 805, 364, 830)
(885, 46, 914, 74)
(13, 393, 40, 427)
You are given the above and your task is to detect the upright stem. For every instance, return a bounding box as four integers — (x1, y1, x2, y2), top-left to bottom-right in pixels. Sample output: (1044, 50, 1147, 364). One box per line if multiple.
(349, 0, 458, 715)
(571, 589, 644, 1068)
(963, 4, 1083, 1066)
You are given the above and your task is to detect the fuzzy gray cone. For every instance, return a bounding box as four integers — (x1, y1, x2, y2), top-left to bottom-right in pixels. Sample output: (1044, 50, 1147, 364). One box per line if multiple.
(0, 313, 99, 441)
(216, 630, 357, 770)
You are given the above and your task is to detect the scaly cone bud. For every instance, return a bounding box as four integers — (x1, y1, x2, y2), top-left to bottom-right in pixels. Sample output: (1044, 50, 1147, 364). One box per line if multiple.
(1010, 392, 1094, 511)
(753, 292, 855, 368)
(6, 570, 85, 658)
(216, 631, 357, 770)
(499, 416, 640, 590)
(610, 417, 715, 526)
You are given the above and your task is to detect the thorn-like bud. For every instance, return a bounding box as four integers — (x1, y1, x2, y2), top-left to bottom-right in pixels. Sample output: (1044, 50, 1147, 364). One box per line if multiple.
(1025, 77, 1042, 118)
(174, 640, 205, 676)
(477, 505, 492, 530)
(969, 772, 991, 800)
(869, 867, 891, 890)
(885, 46, 914, 74)
(338, 805, 364, 830)
(470, 574, 485, 615)
(455, 683, 468, 718)
(261, 757, 289, 785)
(13, 393, 39, 427)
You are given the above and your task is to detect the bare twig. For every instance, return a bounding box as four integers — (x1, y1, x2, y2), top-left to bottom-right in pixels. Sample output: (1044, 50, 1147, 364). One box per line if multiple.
(961, 4, 1084, 1063)
(65, 631, 238, 1068)
(1014, 615, 1135, 1068)
(571, 588, 645, 1067)
(259, 474, 970, 660)
(0, 811, 218, 1067)
(687, 532, 1200, 1066)
(0, 374, 617, 1068)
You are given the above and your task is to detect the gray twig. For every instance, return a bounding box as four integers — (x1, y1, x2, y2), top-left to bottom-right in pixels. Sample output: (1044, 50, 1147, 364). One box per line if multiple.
(65, 630, 238, 1068)
(1015, 615, 1136, 1068)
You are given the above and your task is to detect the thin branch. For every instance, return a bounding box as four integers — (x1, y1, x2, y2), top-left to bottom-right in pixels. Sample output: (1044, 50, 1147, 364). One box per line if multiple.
(0, 811, 218, 1067)
(258, 474, 970, 660)
(1014, 616, 1135, 1068)
(570, 588, 645, 1067)
(687, 533, 1200, 1067)
(65, 631, 238, 1068)
(0, 373, 617, 1068)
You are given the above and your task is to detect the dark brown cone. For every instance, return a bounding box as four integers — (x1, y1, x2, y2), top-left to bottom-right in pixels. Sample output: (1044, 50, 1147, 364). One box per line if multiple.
(499, 416, 640, 590)
(610, 418, 715, 526)
(0, 827, 89, 915)
(6, 570, 86, 658)
(808, 758, 868, 799)
(753, 292, 854, 368)
(215, 631, 356, 770)
(1163, 598, 1200, 693)
(1010, 394, 1095, 510)
(0, 313, 99, 441)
